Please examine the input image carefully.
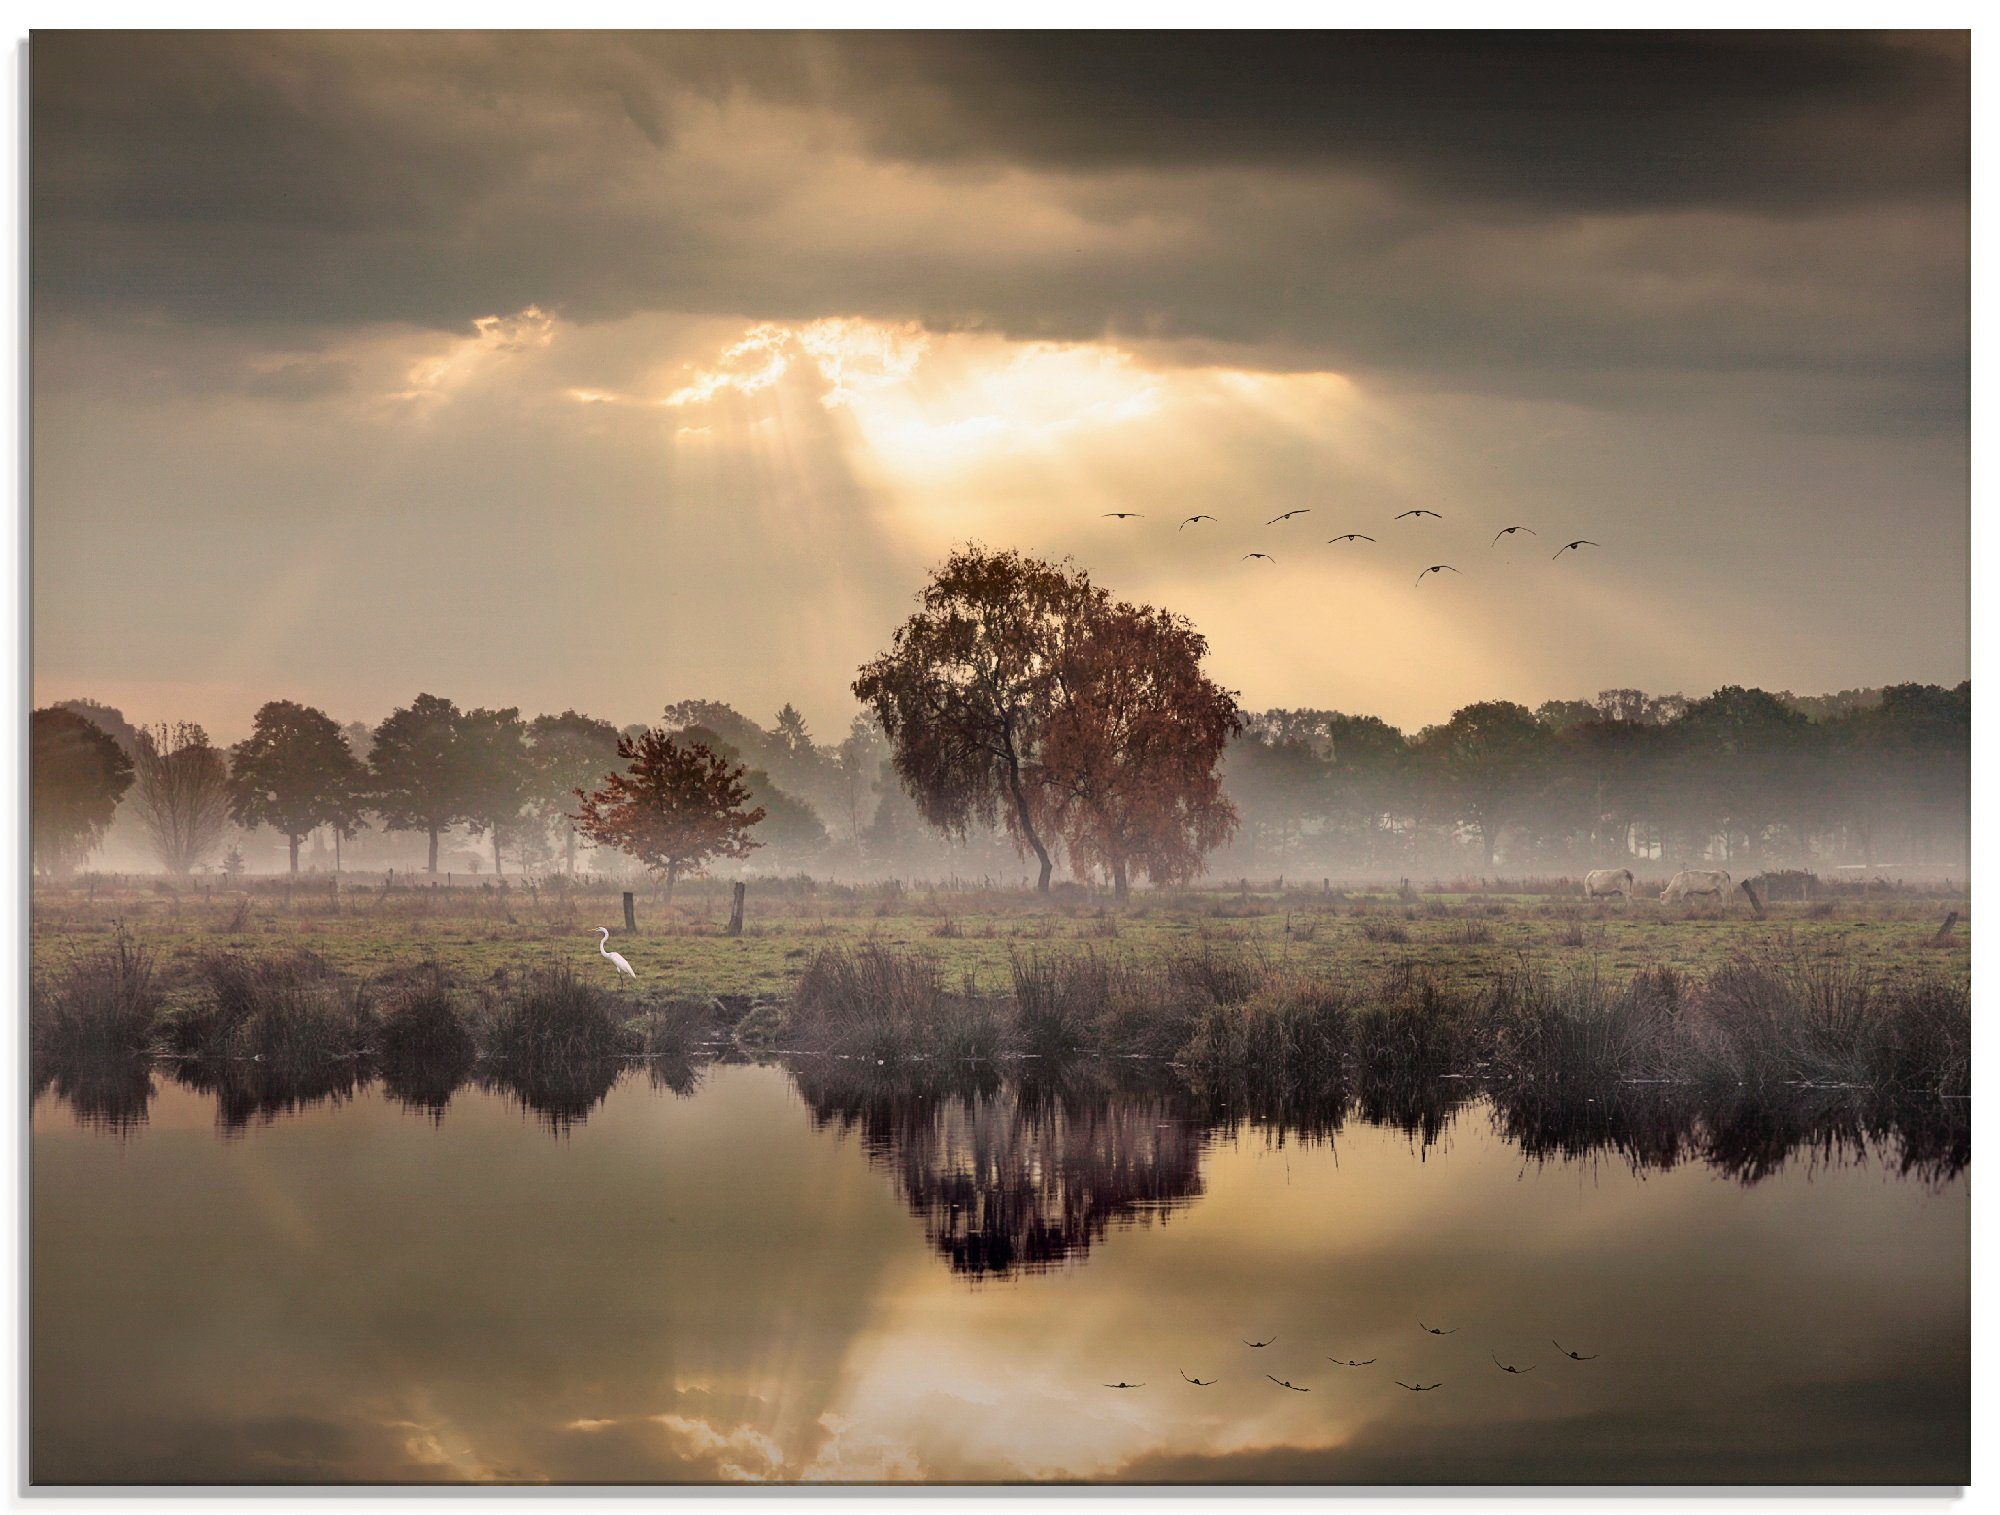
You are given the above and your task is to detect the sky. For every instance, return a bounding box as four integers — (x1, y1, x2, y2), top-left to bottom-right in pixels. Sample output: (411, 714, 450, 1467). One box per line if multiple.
(30, 31, 1970, 744)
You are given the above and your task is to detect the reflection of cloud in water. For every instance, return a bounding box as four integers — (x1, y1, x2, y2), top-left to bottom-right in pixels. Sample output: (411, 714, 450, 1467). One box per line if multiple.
(794, 1062, 1205, 1277)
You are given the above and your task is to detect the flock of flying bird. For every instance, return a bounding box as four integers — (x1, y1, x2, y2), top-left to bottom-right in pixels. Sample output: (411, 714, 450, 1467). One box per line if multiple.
(1101, 1322, 1598, 1394)
(1101, 507, 1599, 587)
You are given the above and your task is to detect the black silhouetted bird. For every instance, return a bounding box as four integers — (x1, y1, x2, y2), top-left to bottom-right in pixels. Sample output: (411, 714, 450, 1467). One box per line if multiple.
(1102, 512, 1144, 520)
(1396, 1381, 1443, 1392)
(1266, 509, 1311, 524)
(1266, 1375, 1310, 1392)
(1243, 1336, 1277, 1348)
(1491, 525, 1538, 544)
(1179, 514, 1217, 530)
(1491, 1354, 1535, 1375)
(1552, 539, 1599, 558)
(1419, 1322, 1457, 1336)
(1243, 553, 1275, 563)
(1327, 1357, 1377, 1367)
(1553, 1341, 1598, 1361)
(1103, 1381, 1145, 1389)
(1395, 509, 1442, 520)
(1328, 534, 1374, 544)
(1415, 565, 1460, 586)
(1180, 1370, 1216, 1386)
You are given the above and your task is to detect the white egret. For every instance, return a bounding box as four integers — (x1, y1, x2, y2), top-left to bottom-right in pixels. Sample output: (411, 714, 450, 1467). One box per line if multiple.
(595, 927, 637, 980)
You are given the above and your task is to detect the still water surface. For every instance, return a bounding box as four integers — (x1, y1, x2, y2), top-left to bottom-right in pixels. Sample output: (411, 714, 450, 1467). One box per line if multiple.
(32, 1059, 1968, 1485)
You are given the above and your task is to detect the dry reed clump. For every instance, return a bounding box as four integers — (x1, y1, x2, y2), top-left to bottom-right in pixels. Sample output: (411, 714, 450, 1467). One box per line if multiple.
(482, 964, 635, 1064)
(1691, 954, 1969, 1095)
(785, 943, 1002, 1063)
(1359, 919, 1410, 945)
(1182, 976, 1357, 1078)
(31, 934, 164, 1058)
(377, 963, 476, 1068)
(169, 949, 374, 1064)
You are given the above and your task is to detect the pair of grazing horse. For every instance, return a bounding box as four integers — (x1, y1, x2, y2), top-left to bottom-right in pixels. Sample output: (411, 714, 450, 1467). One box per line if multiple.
(1583, 867, 1733, 903)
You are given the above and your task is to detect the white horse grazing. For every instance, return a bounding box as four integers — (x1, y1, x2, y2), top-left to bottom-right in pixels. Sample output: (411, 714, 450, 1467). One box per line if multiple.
(1583, 868, 1634, 901)
(1661, 869, 1732, 904)
(596, 926, 637, 980)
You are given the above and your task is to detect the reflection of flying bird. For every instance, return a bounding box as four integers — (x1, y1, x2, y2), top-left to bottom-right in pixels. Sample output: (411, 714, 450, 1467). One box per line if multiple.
(1395, 509, 1442, 520)
(1491, 1354, 1535, 1375)
(596, 927, 637, 979)
(1327, 1357, 1377, 1367)
(1415, 565, 1461, 586)
(1243, 553, 1276, 563)
(1266, 509, 1311, 523)
(1419, 1321, 1457, 1336)
(1243, 1337, 1277, 1348)
(1102, 512, 1145, 520)
(1180, 1370, 1216, 1386)
(1396, 1381, 1443, 1392)
(1552, 539, 1600, 558)
(1491, 525, 1538, 544)
(1179, 514, 1218, 530)
(1266, 1375, 1310, 1392)
(1553, 1341, 1598, 1361)
(1103, 1381, 1145, 1389)
(1328, 534, 1375, 544)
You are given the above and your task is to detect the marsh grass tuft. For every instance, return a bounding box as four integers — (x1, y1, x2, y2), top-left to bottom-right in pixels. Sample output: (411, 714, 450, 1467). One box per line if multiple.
(32, 934, 163, 1058)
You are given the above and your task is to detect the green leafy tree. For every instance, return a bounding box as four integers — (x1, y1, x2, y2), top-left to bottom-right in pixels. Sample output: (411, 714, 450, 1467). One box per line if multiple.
(31, 706, 134, 876)
(369, 693, 476, 874)
(572, 730, 766, 897)
(527, 710, 625, 874)
(227, 699, 367, 873)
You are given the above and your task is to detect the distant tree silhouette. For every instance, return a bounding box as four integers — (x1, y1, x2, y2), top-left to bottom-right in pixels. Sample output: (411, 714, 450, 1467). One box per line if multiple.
(31, 706, 134, 876)
(130, 722, 233, 875)
(527, 710, 624, 875)
(369, 693, 475, 873)
(572, 730, 765, 897)
(227, 700, 367, 873)
(1414, 701, 1550, 868)
(460, 706, 534, 875)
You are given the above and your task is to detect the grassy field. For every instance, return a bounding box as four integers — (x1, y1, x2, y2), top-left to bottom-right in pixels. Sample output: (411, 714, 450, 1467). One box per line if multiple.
(30, 873, 1970, 1004)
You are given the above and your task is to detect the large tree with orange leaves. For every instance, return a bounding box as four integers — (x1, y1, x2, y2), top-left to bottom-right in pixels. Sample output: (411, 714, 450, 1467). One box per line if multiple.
(1041, 600, 1243, 899)
(854, 546, 1240, 896)
(571, 730, 765, 897)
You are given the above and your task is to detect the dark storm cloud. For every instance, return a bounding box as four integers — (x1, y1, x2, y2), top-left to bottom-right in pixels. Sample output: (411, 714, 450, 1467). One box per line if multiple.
(29, 31, 1967, 413)
(814, 31, 1968, 210)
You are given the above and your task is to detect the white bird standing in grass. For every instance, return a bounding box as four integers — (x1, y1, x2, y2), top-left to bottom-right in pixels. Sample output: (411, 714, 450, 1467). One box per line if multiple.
(596, 926, 637, 980)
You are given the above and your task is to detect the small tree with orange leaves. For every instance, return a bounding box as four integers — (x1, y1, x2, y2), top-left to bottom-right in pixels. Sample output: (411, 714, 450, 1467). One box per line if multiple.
(572, 730, 765, 898)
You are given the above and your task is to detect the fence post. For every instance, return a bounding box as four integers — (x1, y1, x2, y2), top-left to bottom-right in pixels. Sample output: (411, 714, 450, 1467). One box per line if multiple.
(622, 891, 637, 933)
(1739, 879, 1766, 919)
(1933, 911, 1959, 946)
(727, 881, 746, 937)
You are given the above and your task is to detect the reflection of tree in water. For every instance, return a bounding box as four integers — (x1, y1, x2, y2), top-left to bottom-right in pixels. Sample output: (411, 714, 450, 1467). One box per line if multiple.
(32, 1054, 156, 1136)
(794, 1060, 1206, 1278)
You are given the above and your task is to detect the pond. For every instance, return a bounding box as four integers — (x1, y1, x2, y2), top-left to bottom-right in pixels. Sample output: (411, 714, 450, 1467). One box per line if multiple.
(30, 1057, 1968, 1485)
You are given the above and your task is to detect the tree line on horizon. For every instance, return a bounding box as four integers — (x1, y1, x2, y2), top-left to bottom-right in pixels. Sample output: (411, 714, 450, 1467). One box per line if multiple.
(31, 548, 1969, 888)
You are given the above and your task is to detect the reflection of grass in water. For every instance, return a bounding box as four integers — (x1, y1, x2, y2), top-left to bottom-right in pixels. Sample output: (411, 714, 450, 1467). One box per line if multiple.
(32, 1053, 156, 1135)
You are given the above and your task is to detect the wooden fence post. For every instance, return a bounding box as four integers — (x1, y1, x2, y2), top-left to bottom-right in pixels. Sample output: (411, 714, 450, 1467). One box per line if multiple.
(1739, 879, 1766, 919)
(727, 881, 746, 937)
(622, 891, 637, 933)
(1933, 911, 1959, 946)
